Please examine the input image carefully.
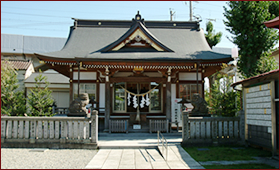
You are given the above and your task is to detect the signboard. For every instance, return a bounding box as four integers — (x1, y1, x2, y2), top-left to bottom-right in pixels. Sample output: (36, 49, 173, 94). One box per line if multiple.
(133, 125, 141, 129)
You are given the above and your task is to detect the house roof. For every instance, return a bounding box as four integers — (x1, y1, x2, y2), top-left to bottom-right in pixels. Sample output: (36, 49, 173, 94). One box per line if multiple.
(264, 16, 279, 29)
(1, 34, 66, 54)
(231, 69, 279, 88)
(25, 72, 69, 84)
(36, 12, 232, 63)
(1, 60, 33, 70)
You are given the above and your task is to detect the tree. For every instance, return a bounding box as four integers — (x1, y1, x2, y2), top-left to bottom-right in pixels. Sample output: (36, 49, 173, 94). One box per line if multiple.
(1, 60, 26, 116)
(205, 21, 223, 49)
(27, 72, 54, 116)
(206, 72, 240, 117)
(223, 1, 279, 78)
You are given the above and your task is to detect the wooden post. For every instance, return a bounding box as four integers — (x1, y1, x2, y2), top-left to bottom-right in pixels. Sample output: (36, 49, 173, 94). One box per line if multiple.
(77, 61, 81, 96)
(166, 67, 172, 126)
(104, 67, 110, 132)
(270, 81, 277, 156)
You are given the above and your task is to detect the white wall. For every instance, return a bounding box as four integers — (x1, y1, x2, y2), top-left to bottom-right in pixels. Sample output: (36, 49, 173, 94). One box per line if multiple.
(73, 72, 96, 80)
(179, 72, 201, 81)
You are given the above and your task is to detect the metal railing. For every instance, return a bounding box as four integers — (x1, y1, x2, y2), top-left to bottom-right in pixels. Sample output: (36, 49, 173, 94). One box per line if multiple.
(157, 131, 168, 161)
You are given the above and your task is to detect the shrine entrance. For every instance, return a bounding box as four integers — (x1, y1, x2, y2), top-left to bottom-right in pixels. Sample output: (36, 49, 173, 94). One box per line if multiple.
(113, 81, 163, 131)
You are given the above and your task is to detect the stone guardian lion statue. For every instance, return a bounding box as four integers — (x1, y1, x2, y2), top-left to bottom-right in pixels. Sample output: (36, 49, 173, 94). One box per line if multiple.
(190, 93, 209, 116)
(68, 93, 89, 117)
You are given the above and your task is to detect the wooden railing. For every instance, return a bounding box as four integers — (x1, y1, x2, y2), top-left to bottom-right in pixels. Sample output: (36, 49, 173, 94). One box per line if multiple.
(182, 111, 245, 146)
(149, 120, 169, 133)
(109, 120, 128, 133)
(1, 110, 98, 149)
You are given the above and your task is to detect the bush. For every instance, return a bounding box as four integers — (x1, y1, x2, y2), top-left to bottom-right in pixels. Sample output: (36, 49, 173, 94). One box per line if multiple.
(27, 72, 54, 116)
(1, 60, 26, 116)
(207, 73, 240, 117)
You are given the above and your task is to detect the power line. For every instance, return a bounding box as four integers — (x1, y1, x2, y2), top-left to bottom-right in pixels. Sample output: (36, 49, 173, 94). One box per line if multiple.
(2, 11, 70, 19)
(1, 26, 66, 32)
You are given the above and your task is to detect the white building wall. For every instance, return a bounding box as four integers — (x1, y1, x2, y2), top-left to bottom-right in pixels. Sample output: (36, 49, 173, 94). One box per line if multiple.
(73, 72, 96, 80)
(179, 72, 201, 80)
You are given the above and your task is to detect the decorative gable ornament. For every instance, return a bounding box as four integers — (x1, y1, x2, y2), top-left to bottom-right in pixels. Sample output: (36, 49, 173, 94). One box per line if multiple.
(100, 11, 174, 53)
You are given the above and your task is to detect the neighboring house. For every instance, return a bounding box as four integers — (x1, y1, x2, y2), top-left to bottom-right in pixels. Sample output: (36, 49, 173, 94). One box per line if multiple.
(25, 70, 70, 108)
(232, 69, 279, 156)
(35, 12, 233, 132)
(1, 33, 66, 70)
(1, 60, 34, 92)
(1, 34, 68, 107)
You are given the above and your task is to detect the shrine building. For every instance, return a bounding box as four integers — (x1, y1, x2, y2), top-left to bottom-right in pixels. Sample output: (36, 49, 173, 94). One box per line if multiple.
(36, 12, 232, 132)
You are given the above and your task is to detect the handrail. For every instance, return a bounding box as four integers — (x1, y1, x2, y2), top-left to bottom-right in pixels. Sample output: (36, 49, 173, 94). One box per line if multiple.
(157, 131, 168, 161)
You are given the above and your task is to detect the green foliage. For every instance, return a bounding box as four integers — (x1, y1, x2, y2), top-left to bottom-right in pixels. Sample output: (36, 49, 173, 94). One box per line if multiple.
(207, 72, 240, 117)
(27, 72, 54, 116)
(255, 53, 278, 75)
(184, 146, 272, 162)
(223, 1, 279, 78)
(1, 60, 26, 116)
(205, 21, 222, 49)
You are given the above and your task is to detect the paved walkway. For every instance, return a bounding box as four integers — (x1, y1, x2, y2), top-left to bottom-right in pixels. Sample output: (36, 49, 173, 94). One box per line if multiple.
(85, 132, 205, 169)
(85, 145, 204, 169)
(98, 132, 182, 149)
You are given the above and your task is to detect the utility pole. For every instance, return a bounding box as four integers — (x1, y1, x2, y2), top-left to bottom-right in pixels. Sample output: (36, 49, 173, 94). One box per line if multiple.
(170, 8, 175, 21)
(189, 1, 192, 21)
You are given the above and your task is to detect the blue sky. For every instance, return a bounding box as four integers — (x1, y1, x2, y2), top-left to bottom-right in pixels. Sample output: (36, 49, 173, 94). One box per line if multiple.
(1, 1, 236, 48)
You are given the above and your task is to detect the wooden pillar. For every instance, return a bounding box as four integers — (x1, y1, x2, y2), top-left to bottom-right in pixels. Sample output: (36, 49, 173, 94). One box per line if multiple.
(104, 67, 110, 132)
(196, 62, 199, 93)
(78, 61, 81, 96)
(69, 65, 73, 102)
(166, 67, 172, 123)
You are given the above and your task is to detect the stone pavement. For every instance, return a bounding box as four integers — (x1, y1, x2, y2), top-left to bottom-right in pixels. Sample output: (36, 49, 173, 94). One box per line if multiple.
(97, 132, 182, 149)
(85, 145, 204, 169)
(86, 132, 204, 169)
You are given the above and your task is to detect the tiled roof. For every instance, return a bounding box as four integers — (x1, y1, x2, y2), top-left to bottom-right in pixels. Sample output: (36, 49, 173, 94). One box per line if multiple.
(1, 60, 32, 70)
(231, 69, 279, 87)
(264, 16, 279, 29)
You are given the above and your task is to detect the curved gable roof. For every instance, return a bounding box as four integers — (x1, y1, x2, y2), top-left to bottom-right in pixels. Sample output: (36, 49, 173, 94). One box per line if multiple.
(36, 12, 231, 63)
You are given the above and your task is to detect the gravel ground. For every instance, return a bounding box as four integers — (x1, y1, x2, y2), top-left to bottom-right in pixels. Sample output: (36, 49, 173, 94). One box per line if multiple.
(1, 148, 98, 169)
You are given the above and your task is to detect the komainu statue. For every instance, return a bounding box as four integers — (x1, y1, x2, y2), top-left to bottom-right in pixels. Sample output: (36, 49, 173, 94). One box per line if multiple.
(190, 93, 209, 116)
(68, 93, 89, 117)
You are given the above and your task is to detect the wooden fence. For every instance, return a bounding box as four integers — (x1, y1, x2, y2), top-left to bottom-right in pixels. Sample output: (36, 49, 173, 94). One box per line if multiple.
(149, 120, 169, 133)
(1, 111, 98, 149)
(182, 111, 245, 146)
(109, 120, 128, 133)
